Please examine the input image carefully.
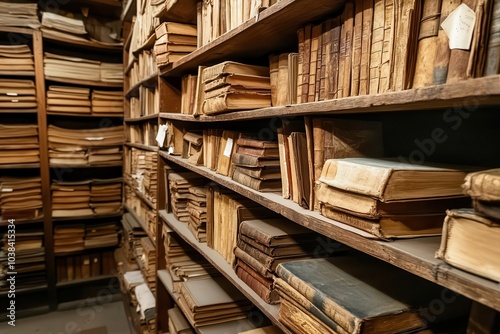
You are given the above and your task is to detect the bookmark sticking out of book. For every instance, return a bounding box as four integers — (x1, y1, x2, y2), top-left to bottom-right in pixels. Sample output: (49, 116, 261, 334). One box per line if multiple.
(441, 4, 476, 50)
(156, 124, 168, 147)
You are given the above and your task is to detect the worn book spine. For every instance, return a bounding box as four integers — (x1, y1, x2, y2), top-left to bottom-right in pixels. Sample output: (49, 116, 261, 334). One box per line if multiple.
(301, 24, 313, 103)
(236, 264, 279, 304)
(237, 239, 274, 269)
(308, 24, 322, 102)
(369, 0, 385, 94)
(319, 21, 330, 101)
(234, 246, 274, 278)
(446, 0, 479, 83)
(314, 25, 324, 102)
(413, 0, 443, 88)
(337, 8, 347, 98)
(352, 0, 364, 96)
(277, 53, 290, 106)
(463, 169, 500, 201)
(275, 266, 360, 333)
(277, 128, 290, 199)
(328, 17, 342, 99)
(471, 0, 493, 78)
(269, 54, 279, 106)
(379, 0, 394, 93)
(232, 169, 264, 191)
(296, 27, 305, 103)
(344, 2, 355, 97)
(485, 0, 500, 75)
(358, 0, 373, 95)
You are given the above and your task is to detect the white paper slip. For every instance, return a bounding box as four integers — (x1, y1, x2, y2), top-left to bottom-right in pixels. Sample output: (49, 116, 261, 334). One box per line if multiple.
(223, 137, 234, 157)
(156, 124, 168, 147)
(441, 4, 476, 50)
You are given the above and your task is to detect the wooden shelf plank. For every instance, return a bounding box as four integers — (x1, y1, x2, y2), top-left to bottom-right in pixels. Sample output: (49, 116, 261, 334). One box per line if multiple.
(47, 112, 123, 118)
(159, 211, 293, 334)
(0, 163, 40, 169)
(124, 114, 158, 123)
(52, 212, 123, 222)
(0, 109, 37, 114)
(159, 152, 500, 311)
(125, 142, 159, 152)
(42, 31, 123, 51)
(0, 217, 44, 226)
(125, 71, 159, 99)
(124, 58, 137, 75)
(56, 274, 116, 288)
(50, 162, 123, 168)
(159, 0, 345, 78)
(0, 26, 34, 35)
(45, 76, 123, 88)
(158, 76, 500, 122)
(124, 204, 156, 244)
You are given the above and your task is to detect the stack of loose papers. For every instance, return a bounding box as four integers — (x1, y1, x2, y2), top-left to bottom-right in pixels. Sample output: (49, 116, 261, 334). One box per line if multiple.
(0, 177, 42, 220)
(0, 123, 39, 165)
(85, 222, 119, 249)
(41, 11, 87, 36)
(154, 22, 197, 68)
(51, 180, 92, 218)
(48, 124, 123, 166)
(47, 86, 91, 114)
(54, 224, 85, 253)
(100, 63, 123, 83)
(91, 90, 123, 115)
(0, 79, 36, 111)
(0, 1, 40, 29)
(90, 178, 122, 215)
(0, 44, 35, 75)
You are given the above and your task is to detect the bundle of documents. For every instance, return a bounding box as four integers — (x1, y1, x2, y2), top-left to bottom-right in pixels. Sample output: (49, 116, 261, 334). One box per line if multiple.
(90, 178, 122, 215)
(0, 1, 40, 29)
(154, 22, 197, 68)
(41, 11, 87, 36)
(44, 53, 123, 85)
(54, 224, 85, 254)
(168, 172, 206, 223)
(162, 224, 217, 282)
(91, 90, 123, 115)
(0, 79, 36, 112)
(127, 148, 157, 207)
(140, 237, 157, 291)
(0, 44, 35, 75)
(122, 212, 148, 263)
(0, 176, 42, 220)
(0, 123, 39, 165)
(47, 85, 91, 114)
(202, 61, 271, 115)
(84, 221, 119, 249)
(48, 124, 123, 166)
(187, 186, 207, 242)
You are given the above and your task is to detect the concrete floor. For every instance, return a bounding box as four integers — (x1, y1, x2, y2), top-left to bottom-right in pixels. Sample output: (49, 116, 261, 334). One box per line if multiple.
(0, 300, 132, 334)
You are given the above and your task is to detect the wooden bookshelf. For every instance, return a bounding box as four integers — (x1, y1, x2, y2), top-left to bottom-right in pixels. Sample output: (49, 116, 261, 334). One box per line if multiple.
(50, 162, 123, 168)
(159, 211, 292, 334)
(45, 76, 123, 88)
(159, 152, 500, 312)
(125, 71, 159, 98)
(125, 114, 159, 123)
(42, 31, 123, 51)
(0, 26, 34, 35)
(125, 142, 159, 152)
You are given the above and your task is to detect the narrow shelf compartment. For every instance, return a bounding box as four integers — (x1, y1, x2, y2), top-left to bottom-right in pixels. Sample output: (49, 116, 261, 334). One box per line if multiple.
(159, 152, 500, 312)
(125, 71, 159, 99)
(159, 211, 292, 334)
(158, 75, 500, 122)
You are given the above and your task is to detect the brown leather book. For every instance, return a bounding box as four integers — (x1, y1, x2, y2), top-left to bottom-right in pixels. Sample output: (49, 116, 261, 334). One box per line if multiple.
(379, 0, 395, 93)
(351, 0, 364, 96)
(359, 0, 374, 95)
(328, 17, 342, 100)
(308, 24, 322, 102)
(269, 54, 280, 106)
(300, 24, 313, 103)
(235, 260, 279, 304)
(484, 0, 500, 75)
(338, 3, 354, 98)
(369, 0, 385, 94)
(413, 0, 442, 88)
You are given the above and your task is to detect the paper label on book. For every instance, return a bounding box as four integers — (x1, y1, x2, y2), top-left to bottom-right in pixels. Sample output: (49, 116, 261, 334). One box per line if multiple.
(156, 124, 168, 147)
(6, 93, 17, 96)
(441, 4, 476, 50)
(1, 188, 13, 192)
(223, 138, 234, 157)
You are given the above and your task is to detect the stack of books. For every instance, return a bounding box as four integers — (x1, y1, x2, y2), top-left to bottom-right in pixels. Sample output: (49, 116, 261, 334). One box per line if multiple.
(100, 62, 123, 83)
(0, 124, 39, 166)
(143, 152, 158, 206)
(47, 124, 123, 166)
(0, 44, 35, 76)
(41, 11, 87, 37)
(0, 1, 39, 29)
(234, 209, 320, 304)
(175, 275, 253, 327)
(127, 148, 157, 206)
(316, 158, 474, 239)
(0, 79, 36, 112)
(0, 176, 42, 220)
(437, 168, 500, 283)
(53, 224, 85, 254)
(187, 186, 207, 242)
(201, 61, 271, 115)
(122, 213, 148, 263)
(231, 137, 281, 192)
(140, 237, 157, 292)
(162, 224, 217, 282)
(154, 22, 197, 68)
(274, 253, 471, 333)
(168, 172, 206, 222)
(91, 90, 123, 115)
(84, 222, 119, 249)
(90, 178, 122, 215)
(51, 180, 92, 218)
(0, 230, 45, 291)
(46, 86, 91, 114)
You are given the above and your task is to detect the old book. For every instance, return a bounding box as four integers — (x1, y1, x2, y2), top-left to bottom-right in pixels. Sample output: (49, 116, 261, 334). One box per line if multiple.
(413, 0, 441, 88)
(311, 118, 384, 210)
(338, 3, 354, 98)
(314, 24, 324, 102)
(351, 0, 364, 96)
(276, 255, 471, 333)
(205, 73, 271, 92)
(358, 0, 373, 96)
(277, 128, 289, 199)
(202, 61, 269, 83)
(155, 22, 197, 38)
(202, 91, 271, 115)
(193, 65, 207, 116)
(319, 158, 477, 201)
(216, 130, 239, 176)
(307, 23, 322, 102)
(484, 0, 500, 76)
(238, 325, 283, 334)
(300, 24, 313, 103)
(236, 146, 279, 158)
(437, 208, 500, 282)
(446, 0, 479, 83)
(235, 260, 279, 304)
(232, 165, 280, 180)
(462, 168, 500, 201)
(378, 0, 395, 93)
(269, 54, 279, 106)
(470, 0, 494, 79)
(432, 0, 461, 84)
(472, 199, 500, 220)
(231, 152, 280, 168)
(296, 26, 305, 103)
(239, 218, 317, 247)
(369, 0, 385, 94)
(290, 132, 311, 209)
(232, 169, 281, 192)
(277, 53, 297, 106)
